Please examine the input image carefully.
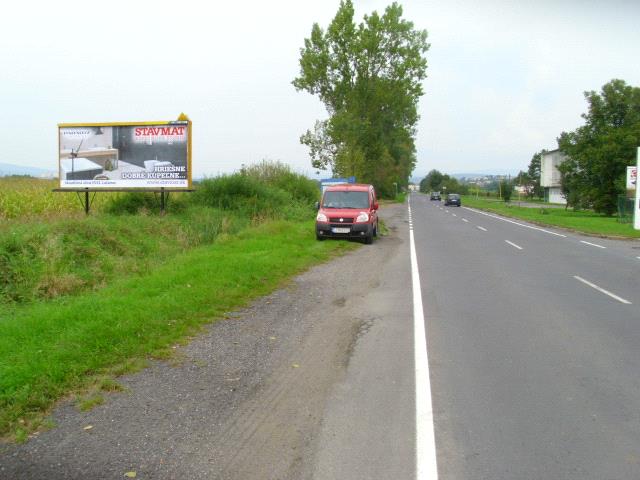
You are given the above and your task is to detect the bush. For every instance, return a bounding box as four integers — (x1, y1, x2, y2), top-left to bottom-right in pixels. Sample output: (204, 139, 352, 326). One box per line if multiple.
(244, 160, 320, 204)
(501, 180, 513, 202)
(191, 162, 318, 221)
(105, 192, 159, 215)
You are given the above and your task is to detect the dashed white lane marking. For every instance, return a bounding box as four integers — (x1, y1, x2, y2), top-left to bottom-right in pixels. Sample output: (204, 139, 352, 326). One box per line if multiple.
(462, 218, 469, 223)
(477, 226, 487, 232)
(452, 214, 457, 217)
(463, 207, 567, 238)
(408, 200, 439, 479)
(505, 240, 523, 250)
(573, 276, 632, 305)
(580, 240, 606, 249)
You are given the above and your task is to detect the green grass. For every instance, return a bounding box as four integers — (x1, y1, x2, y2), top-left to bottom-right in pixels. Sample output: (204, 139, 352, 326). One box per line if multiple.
(0, 220, 356, 439)
(461, 195, 640, 238)
(0, 207, 250, 305)
(394, 192, 407, 203)
(77, 395, 105, 412)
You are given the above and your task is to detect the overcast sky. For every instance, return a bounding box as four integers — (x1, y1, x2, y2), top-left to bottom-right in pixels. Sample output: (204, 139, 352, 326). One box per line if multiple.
(1, 0, 639, 179)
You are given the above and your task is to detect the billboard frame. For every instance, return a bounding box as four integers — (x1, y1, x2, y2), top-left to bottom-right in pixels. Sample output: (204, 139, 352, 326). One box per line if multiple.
(54, 115, 194, 214)
(56, 117, 193, 191)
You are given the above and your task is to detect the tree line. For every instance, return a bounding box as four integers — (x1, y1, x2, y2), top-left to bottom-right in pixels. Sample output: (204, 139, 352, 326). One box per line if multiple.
(419, 170, 468, 195)
(293, 0, 429, 198)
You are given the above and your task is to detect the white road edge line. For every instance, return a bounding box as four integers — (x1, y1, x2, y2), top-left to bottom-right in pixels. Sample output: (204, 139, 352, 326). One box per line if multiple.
(463, 207, 567, 238)
(477, 226, 487, 232)
(580, 240, 606, 249)
(573, 276, 632, 305)
(505, 240, 523, 250)
(408, 200, 439, 480)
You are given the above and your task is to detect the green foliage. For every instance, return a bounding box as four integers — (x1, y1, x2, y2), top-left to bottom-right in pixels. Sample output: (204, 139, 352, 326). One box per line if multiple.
(419, 169, 444, 193)
(0, 162, 320, 306)
(526, 150, 545, 199)
(293, 0, 429, 197)
(0, 211, 239, 306)
(419, 169, 467, 195)
(192, 171, 315, 222)
(0, 177, 113, 220)
(558, 79, 640, 215)
(500, 179, 513, 202)
(105, 192, 160, 215)
(242, 160, 319, 204)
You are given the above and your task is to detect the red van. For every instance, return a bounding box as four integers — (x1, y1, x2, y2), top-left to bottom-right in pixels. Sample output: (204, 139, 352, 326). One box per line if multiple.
(315, 184, 379, 244)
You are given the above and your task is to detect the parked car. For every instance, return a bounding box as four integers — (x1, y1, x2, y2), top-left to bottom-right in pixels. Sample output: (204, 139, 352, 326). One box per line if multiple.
(315, 184, 379, 244)
(430, 191, 441, 201)
(444, 193, 461, 206)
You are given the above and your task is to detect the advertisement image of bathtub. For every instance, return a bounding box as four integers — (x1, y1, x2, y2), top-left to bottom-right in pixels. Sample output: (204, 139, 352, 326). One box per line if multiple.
(58, 120, 192, 190)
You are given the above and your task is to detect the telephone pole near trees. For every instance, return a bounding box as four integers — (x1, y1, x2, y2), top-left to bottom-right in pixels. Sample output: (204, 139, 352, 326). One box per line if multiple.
(634, 147, 640, 230)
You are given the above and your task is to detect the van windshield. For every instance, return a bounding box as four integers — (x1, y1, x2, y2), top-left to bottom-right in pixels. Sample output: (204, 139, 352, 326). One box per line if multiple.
(322, 191, 369, 209)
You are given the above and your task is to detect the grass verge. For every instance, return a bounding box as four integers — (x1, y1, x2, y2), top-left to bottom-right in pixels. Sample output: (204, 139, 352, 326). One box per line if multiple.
(461, 195, 640, 239)
(0, 220, 357, 440)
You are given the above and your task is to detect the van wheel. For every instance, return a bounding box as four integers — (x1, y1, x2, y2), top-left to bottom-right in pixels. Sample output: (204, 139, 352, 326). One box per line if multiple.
(373, 221, 378, 237)
(316, 233, 325, 241)
(364, 231, 373, 245)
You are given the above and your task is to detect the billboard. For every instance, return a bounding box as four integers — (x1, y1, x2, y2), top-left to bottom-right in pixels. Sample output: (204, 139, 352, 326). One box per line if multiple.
(58, 120, 191, 189)
(627, 166, 637, 190)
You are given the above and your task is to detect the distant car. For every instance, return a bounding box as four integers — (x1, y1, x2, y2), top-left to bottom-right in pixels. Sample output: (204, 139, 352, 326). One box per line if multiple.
(430, 191, 441, 201)
(444, 193, 461, 206)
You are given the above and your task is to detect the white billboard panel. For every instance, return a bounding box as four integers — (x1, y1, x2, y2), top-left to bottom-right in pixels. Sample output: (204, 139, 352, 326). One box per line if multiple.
(627, 165, 637, 190)
(58, 121, 191, 189)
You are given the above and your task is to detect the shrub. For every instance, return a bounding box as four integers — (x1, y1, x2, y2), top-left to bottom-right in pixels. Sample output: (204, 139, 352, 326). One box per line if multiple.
(104, 192, 159, 215)
(191, 165, 317, 221)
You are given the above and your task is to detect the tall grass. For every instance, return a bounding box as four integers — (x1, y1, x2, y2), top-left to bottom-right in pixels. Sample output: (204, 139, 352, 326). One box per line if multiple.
(192, 161, 319, 222)
(0, 162, 322, 307)
(0, 177, 113, 220)
(0, 210, 246, 305)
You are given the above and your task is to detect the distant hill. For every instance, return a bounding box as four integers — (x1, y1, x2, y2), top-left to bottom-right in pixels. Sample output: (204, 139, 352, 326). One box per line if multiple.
(451, 169, 521, 179)
(0, 163, 56, 178)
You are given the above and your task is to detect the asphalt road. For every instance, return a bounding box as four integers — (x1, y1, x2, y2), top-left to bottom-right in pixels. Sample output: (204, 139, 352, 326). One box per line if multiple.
(2, 195, 640, 479)
(412, 193, 640, 479)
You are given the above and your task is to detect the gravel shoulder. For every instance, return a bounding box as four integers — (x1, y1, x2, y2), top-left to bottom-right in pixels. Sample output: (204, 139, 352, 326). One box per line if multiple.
(1, 202, 408, 480)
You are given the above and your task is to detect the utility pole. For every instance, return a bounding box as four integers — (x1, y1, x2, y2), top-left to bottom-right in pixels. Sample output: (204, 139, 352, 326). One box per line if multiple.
(634, 147, 640, 230)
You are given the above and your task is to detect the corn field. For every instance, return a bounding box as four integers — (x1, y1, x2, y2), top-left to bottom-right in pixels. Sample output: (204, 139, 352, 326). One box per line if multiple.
(0, 177, 112, 220)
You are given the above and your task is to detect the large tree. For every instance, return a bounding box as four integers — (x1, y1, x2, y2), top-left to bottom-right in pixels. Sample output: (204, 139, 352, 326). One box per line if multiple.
(419, 169, 466, 195)
(293, 1, 429, 197)
(557, 79, 640, 215)
(526, 149, 546, 199)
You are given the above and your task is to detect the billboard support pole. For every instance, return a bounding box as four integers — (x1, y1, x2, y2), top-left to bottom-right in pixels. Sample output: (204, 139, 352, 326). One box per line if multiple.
(55, 188, 192, 215)
(635, 147, 640, 230)
(73, 188, 94, 215)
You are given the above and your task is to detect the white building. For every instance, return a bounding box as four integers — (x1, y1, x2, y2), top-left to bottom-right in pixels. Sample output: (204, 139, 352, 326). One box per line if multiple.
(540, 149, 567, 204)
